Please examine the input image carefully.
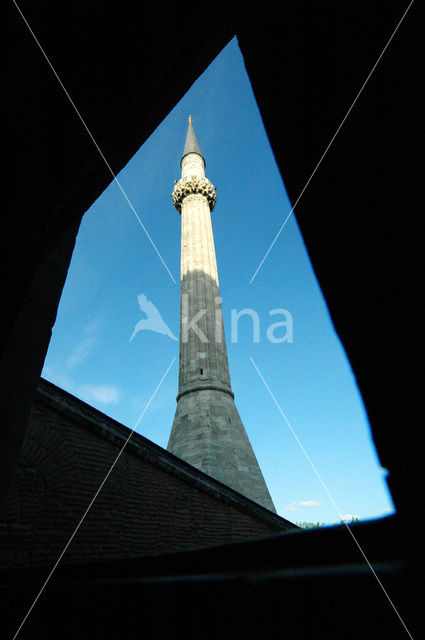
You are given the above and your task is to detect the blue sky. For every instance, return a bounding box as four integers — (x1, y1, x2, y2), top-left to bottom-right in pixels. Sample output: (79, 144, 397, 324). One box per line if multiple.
(42, 37, 394, 525)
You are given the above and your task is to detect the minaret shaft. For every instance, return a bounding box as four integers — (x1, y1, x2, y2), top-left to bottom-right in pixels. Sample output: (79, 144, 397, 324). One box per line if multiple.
(167, 119, 276, 512)
(178, 193, 231, 398)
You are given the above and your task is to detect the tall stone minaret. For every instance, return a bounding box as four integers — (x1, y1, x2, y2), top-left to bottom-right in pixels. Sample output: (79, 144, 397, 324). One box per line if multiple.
(167, 117, 276, 512)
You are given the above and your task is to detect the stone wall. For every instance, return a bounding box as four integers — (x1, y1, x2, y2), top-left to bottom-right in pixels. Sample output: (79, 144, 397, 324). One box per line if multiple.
(0, 380, 294, 568)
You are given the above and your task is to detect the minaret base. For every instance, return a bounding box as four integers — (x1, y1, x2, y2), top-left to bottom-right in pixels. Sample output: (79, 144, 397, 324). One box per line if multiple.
(168, 389, 276, 512)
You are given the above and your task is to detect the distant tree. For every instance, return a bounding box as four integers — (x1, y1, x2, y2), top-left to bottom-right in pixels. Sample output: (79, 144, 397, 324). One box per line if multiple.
(335, 517, 359, 526)
(296, 517, 359, 529)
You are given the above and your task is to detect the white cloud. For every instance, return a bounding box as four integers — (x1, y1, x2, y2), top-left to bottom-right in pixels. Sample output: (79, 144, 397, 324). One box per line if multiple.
(299, 500, 322, 508)
(67, 337, 96, 368)
(80, 385, 120, 405)
(42, 362, 121, 407)
(340, 513, 360, 522)
(285, 500, 322, 512)
(41, 366, 77, 396)
(285, 502, 298, 512)
(66, 317, 101, 368)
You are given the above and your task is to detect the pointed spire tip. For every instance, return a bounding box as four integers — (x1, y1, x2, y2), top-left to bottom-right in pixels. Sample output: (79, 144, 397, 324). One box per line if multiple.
(181, 115, 204, 164)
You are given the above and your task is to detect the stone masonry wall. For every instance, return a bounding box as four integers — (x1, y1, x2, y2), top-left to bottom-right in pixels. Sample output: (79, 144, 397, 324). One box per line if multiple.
(0, 382, 293, 568)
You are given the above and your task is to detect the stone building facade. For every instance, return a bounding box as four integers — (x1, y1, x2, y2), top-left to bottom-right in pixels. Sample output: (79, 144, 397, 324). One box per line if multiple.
(0, 379, 295, 568)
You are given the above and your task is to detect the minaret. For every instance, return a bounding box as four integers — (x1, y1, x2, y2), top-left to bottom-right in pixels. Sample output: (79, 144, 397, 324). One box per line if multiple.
(167, 117, 276, 512)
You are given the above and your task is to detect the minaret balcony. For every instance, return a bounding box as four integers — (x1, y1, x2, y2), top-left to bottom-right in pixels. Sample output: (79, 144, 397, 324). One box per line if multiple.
(172, 176, 217, 213)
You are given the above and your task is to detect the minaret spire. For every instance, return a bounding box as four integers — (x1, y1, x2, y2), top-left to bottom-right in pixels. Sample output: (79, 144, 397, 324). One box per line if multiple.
(181, 115, 204, 166)
(167, 119, 276, 512)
